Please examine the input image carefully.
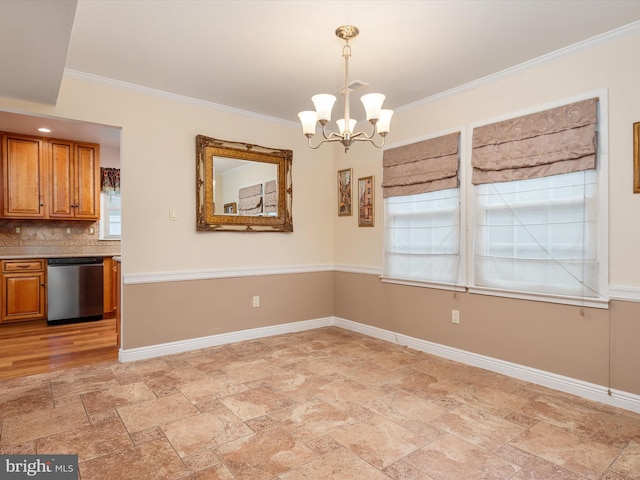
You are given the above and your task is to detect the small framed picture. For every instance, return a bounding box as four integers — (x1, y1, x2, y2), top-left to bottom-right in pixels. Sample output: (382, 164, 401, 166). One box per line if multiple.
(338, 168, 352, 216)
(634, 122, 640, 193)
(223, 202, 237, 214)
(358, 176, 374, 227)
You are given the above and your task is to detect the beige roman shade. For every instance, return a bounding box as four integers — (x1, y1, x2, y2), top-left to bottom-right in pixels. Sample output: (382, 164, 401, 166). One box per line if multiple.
(263, 179, 277, 214)
(238, 183, 263, 215)
(382, 132, 460, 198)
(471, 98, 598, 185)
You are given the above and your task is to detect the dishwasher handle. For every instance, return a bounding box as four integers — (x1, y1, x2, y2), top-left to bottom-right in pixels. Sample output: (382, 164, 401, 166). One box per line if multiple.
(47, 257, 104, 266)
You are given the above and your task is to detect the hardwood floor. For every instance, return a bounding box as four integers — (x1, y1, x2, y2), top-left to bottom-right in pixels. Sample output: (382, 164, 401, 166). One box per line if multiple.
(0, 317, 118, 380)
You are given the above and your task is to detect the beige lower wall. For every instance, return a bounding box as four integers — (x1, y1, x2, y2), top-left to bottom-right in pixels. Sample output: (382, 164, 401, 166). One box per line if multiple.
(334, 271, 640, 396)
(121, 271, 334, 349)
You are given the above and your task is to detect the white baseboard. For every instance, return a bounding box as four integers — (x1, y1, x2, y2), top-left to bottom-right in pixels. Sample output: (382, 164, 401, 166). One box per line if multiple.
(119, 315, 640, 414)
(119, 317, 333, 362)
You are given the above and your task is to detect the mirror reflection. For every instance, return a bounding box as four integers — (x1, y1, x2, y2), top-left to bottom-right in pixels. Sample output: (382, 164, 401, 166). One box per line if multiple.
(214, 157, 278, 216)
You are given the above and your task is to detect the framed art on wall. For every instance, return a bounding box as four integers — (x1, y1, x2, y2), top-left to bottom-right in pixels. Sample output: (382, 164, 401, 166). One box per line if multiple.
(338, 168, 352, 216)
(634, 122, 640, 193)
(358, 176, 374, 227)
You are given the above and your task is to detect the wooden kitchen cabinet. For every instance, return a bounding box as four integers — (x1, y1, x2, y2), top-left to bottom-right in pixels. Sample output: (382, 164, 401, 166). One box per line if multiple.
(114, 258, 121, 348)
(1, 132, 100, 221)
(1, 133, 46, 218)
(49, 140, 100, 220)
(1, 259, 46, 323)
(103, 257, 117, 316)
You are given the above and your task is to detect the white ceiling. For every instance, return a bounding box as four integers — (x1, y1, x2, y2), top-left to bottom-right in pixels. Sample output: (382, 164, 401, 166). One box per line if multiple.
(2, 0, 640, 141)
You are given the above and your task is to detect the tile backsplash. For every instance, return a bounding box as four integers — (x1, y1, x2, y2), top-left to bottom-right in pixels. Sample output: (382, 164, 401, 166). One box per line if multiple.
(0, 220, 120, 257)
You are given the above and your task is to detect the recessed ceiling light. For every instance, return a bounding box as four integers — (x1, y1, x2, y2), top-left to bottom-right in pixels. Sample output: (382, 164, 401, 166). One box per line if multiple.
(38, 127, 51, 133)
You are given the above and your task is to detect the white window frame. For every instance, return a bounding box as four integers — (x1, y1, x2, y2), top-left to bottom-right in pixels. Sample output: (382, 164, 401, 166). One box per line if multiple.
(382, 90, 609, 308)
(100, 191, 121, 240)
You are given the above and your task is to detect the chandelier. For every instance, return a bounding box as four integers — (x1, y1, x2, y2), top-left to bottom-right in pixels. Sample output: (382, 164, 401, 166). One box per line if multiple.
(298, 25, 393, 153)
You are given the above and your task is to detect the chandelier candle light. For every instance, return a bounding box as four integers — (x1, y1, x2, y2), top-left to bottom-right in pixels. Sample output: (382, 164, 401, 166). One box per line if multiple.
(298, 25, 393, 152)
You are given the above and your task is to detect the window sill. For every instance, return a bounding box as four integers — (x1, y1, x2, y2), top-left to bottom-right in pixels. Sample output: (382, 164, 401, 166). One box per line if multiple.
(379, 276, 609, 309)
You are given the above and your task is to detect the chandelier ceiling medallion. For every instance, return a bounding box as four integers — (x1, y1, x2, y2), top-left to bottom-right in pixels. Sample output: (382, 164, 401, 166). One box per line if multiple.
(298, 25, 393, 153)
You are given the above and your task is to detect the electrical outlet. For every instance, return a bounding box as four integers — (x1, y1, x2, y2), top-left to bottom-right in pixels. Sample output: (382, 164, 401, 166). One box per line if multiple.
(252, 296, 260, 307)
(451, 309, 460, 324)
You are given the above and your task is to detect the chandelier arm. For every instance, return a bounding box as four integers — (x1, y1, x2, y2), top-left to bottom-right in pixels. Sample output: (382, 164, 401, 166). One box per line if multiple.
(357, 135, 387, 149)
(306, 136, 343, 150)
(320, 124, 346, 141)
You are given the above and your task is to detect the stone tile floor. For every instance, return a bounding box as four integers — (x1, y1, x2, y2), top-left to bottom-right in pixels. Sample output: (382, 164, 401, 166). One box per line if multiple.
(1, 327, 639, 479)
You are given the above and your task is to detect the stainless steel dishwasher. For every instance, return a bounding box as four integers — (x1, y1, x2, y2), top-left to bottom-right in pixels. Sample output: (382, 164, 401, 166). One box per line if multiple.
(47, 257, 104, 324)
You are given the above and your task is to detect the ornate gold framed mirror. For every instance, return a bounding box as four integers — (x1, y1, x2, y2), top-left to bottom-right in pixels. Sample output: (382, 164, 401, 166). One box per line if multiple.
(196, 135, 293, 232)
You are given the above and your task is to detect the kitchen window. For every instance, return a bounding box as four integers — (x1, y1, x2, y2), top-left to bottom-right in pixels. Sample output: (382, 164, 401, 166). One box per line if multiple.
(100, 192, 121, 240)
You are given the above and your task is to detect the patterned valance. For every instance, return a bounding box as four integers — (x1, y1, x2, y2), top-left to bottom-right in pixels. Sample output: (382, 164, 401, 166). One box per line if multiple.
(382, 132, 460, 198)
(101, 168, 120, 193)
(471, 98, 597, 184)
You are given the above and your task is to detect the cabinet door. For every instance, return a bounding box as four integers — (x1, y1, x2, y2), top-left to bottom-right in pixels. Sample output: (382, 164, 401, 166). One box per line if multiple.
(103, 257, 115, 315)
(2, 134, 45, 218)
(1, 272, 46, 322)
(75, 143, 100, 219)
(48, 139, 75, 218)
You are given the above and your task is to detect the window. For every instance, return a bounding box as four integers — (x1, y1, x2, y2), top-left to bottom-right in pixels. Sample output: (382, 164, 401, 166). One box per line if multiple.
(385, 188, 460, 284)
(474, 170, 598, 298)
(100, 192, 121, 239)
(382, 94, 607, 306)
(381, 131, 461, 286)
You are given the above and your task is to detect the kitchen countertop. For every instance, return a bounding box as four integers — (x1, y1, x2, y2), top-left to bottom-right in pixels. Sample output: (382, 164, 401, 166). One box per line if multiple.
(0, 251, 121, 260)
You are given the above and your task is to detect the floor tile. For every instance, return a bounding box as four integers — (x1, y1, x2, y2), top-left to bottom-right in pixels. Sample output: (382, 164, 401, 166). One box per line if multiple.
(363, 389, 447, 435)
(509, 456, 589, 480)
(510, 421, 621, 479)
(36, 417, 132, 462)
(0, 384, 53, 419)
(518, 394, 607, 437)
(215, 427, 315, 480)
(1, 402, 88, 446)
(404, 433, 520, 480)
(219, 385, 295, 420)
(81, 381, 156, 413)
(609, 440, 640, 479)
(277, 447, 390, 479)
(109, 357, 170, 383)
(431, 404, 526, 450)
(142, 365, 209, 396)
(50, 368, 120, 398)
(388, 368, 465, 399)
(117, 393, 199, 433)
(79, 438, 188, 480)
(162, 408, 253, 457)
(177, 372, 248, 404)
(222, 357, 289, 382)
(383, 459, 436, 480)
(269, 399, 359, 441)
(448, 383, 531, 417)
(330, 413, 428, 469)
